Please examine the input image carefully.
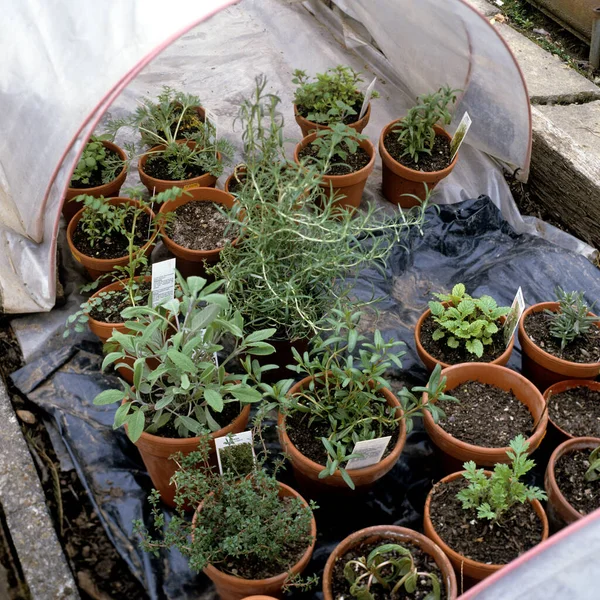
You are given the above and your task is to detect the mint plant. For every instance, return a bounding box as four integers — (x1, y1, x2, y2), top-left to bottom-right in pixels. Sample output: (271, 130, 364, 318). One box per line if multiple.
(292, 65, 377, 125)
(392, 85, 459, 163)
(70, 135, 126, 186)
(93, 275, 276, 442)
(457, 435, 547, 522)
(546, 287, 597, 350)
(429, 283, 510, 358)
(343, 543, 441, 600)
(585, 446, 600, 482)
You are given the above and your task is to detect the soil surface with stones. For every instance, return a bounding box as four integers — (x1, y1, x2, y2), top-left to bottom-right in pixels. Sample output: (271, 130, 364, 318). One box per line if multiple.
(548, 385, 600, 438)
(554, 449, 600, 516)
(384, 131, 451, 173)
(168, 201, 235, 250)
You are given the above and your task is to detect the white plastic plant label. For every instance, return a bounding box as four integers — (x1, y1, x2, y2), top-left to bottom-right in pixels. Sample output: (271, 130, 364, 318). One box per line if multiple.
(450, 112, 472, 160)
(215, 430, 255, 475)
(358, 77, 377, 120)
(151, 258, 176, 307)
(346, 436, 391, 470)
(204, 108, 219, 140)
(503, 287, 525, 347)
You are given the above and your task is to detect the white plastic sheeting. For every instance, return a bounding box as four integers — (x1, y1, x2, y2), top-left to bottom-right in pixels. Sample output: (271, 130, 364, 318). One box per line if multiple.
(0, 0, 593, 314)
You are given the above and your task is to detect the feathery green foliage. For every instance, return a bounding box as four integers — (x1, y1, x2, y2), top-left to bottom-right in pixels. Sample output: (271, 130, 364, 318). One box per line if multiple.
(70, 135, 127, 186)
(546, 287, 597, 350)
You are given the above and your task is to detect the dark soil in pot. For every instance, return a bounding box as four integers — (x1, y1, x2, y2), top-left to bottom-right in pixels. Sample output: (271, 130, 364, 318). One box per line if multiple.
(298, 143, 370, 175)
(168, 201, 235, 250)
(71, 212, 152, 260)
(297, 99, 364, 125)
(143, 155, 209, 181)
(420, 316, 506, 364)
(228, 174, 246, 193)
(330, 537, 446, 600)
(286, 410, 399, 465)
(70, 146, 122, 189)
(524, 311, 600, 363)
(437, 381, 534, 447)
(384, 132, 451, 172)
(554, 449, 600, 515)
(548, 386, 600, 437)
(88, 281, 151, 323)
(429, 478, 543, 564)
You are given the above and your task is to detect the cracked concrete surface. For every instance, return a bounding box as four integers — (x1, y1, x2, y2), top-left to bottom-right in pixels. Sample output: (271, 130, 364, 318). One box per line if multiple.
(0, 380, 79, 599)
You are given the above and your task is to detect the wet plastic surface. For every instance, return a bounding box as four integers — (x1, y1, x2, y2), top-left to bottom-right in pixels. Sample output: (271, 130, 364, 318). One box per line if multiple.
(10, 197, 600, 599)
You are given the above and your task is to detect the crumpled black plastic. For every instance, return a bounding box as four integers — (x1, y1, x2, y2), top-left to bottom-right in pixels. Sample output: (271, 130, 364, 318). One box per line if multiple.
(10, 197, 600, 599)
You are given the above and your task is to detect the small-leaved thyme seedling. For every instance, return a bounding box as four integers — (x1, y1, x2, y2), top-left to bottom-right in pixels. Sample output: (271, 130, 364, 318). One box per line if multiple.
(344, 543, 441, 600)
(429, 283, 510, 358)
(393, 85, 459, 163)
(585, 446, 600, 482)
(457, 435, 547, 522)
(546, 287, 597, 350)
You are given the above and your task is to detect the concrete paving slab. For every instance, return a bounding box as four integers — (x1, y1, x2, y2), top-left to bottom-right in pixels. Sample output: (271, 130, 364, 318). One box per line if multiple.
(0, 380, 79, 599)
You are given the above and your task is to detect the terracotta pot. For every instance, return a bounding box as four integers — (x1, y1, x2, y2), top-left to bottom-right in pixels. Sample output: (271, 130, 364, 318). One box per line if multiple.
(519, 302, 600, 390)
(379, 120, 458, 207)
(158, 187, 238, 278)
(138, 140, 221, 193)
(415, 306, 514, 372)
(293, 103, 371, 137)
(543, 379, 600, 443)
(322, 525, 458, 600)
(423, 470, 549, 584)
(62, 141, 128, 224)
(224, 166, 247, 194)
(544, 436, 600, 530)
(241, 597, 279, 600)
(293, 133, 375, 212)
(130, 403, 251, 507)
(422, 363, 548, 470)
(66, 197, 156, 280)
(198, 481, 317, 600)
(278, 375, 406, 493)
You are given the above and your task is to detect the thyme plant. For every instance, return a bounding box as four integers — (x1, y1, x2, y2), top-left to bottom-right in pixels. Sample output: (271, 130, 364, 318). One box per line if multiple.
(392, 85, 459, 163)
(429, 283, 510, 358)
(457, 435, 547, 522)
(585, 446, 600, 482)
(343, 543, 441, 600)
(93, 275, 276, 442)
(546, 287, 597, 350)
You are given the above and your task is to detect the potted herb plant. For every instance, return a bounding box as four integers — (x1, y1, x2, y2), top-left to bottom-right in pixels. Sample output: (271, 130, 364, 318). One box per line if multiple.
(518, 287, 600, 389)
(135, 440, 318, 600)
(269, 309, 455, 492)
(379, 86, 460, 206)
(292, 66, 377, 136)
(293, 123, 375, 212)
(415, 283, 513, 371)
(62, 134, 128, 223)
(545, 437, 600, 529)
(158, 186, 239, 277)
(93, 275, 277, 506)
(422, 363, 547, 472)
(424, 436, 549, 584)
(322, 525, 458, 600)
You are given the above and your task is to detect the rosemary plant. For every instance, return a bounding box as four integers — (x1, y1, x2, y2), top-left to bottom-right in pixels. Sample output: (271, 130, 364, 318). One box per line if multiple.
(546, 287, 597, 350)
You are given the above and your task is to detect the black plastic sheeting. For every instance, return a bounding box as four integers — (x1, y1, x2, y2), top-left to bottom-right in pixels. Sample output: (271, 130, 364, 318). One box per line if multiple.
(10, 197, 600, 600)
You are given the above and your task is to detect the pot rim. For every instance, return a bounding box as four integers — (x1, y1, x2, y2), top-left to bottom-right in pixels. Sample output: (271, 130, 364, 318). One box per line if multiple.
(293, 102, 371, 131)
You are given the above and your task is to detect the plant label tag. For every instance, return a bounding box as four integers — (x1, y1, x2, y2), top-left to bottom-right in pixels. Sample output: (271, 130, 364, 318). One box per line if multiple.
(450, 111, 472, 160)
(503, 287, 525, 347)
(358, 77, 377, 120)
(204, 108, 219, 141)
(346, 436, 391, 470)
(215, 430, 255, 475)
(151, 258, 176, 307)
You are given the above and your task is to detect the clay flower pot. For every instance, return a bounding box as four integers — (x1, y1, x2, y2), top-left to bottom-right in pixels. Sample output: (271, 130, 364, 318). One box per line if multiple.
(129, 403, 251, 508)
(415, 307, 513, 372)
(379, 120, 458, 207)
(519, 302, 600, 390)
(322, 525, 458, 600)
(544, 436, 600, 529)
(224, 165, 247, 194)
(423, 470, 549, 584)
(543, 379, 600, 443)
(197, 481, 317, 600)
(158, 187, 238, 278)
(278, 375, 406, 493)
(138, 140, 221, 194)
(422, 363, 548, 470)
(293, 133, 375, 212)
(62, 140, 128, 224)
(293, 102, 371, 137)
(66, 197, 156, 280)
